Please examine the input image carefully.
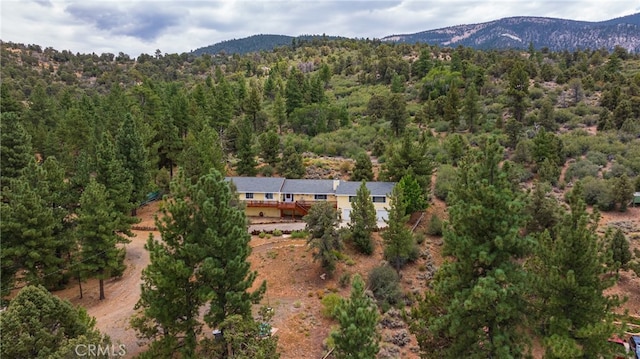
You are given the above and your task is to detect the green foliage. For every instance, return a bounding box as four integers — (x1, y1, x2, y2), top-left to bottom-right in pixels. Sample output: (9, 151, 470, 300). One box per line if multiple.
(367, 265, 402, 308)
(507, 61, 530, 123)
(386, 93, 409, 136)
(132, 170, 265, 357)
(524, 182, 561, 235)
(348, 181, 377, 255)
(115, 113, 151, 209)
(76, 178, 130, 300)
(529, 183, 620, 358)
(398, 173, 427, 215)
(612, 173, 634, 211)
(279, 144, 305, 179)
(381, 133, 433, 193)
(426, 213, 443, 236)
(608, 228, 631, 273)
(564, 159, 600, 182)
(235, 118, 258, 176)
(382, 185, 417, 271)
(434, 164, 457, 202)
(0, 112, 33, 182)
(200, 313, 279, 359)
(331, 275, 380, 359)
(351, 152, 374, 182)
(258, 130, 281, 167)
(0, 285, 110, 358)
(417, 137, 532, 357)
(321, 293, 342, 319)
(580, 176, 616, 211)
(304, 201, 342, 274)
(178, 125, 225, 185)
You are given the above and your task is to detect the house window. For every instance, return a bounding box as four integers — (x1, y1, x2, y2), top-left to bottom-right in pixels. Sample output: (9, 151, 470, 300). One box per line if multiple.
(314, 194, 327, 200)
(245, 193, 254, 199)
(265, 193, 274, 200)
(372, 196, 386, 203)
(349, 196, 356, 202)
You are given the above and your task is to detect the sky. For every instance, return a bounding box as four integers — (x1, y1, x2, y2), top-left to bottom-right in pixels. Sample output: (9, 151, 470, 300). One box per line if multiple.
(1, 0, 638, 57)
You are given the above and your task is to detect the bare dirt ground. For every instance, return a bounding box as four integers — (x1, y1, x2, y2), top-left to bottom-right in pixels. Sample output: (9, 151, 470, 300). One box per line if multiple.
(53, 196, 640, 358)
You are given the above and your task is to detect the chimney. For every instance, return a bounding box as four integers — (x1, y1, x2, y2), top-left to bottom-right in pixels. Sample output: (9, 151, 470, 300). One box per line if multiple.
(333, 178, 340, 191)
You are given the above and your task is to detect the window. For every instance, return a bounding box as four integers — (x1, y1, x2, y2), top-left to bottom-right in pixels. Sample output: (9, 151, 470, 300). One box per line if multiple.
(372, 196, 386, 203)
(265, 193, 274, 200)
(349, 196, 356, 202)
(245, 193, 254, 199)
(314, 194, 327, 200)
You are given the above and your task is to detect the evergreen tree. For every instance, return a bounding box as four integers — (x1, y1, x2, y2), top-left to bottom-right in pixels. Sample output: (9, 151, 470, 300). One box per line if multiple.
(272, 92, 287, 133)
(507, 61, 530, 123)
(285, 68, 305, 115)
(115, 113, 150, 214)
(417, 138, 531, 358)
(351, 152, 374, 182)
(245, 81, 263, 131)
(0, 285, 110, 358)
(258, 130, 281, 167)
(386, 93, 408, 136)
(462, 83, 480, 132)
(444, 85, 460, 131)
(331, 275, 380, 359)
(608, 228, 631, 273)
(132, 170, 265, 357)
(381, 133, 433, 192)
(1, 112, 33, 182)
(279, 145, 305, 179)
(530, 183, 620, 358)
(1, 178, 59, 297)
(613, 173, 634, 212)
(76, 178, 130, 300)
(524, 181, 561, 236)
(382, 185, 416, 272)
(397, 172, 427, 215)
(235, 118, 258, 176)
(304, 201, 342, 274)
(348, 181, 377, 255)
(95, 133, 137, 234)
(178, 126, 226, 184)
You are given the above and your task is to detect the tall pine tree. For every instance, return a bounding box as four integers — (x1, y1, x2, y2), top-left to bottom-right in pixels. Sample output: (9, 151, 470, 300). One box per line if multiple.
(382, 185, 416, 272)
(132, 169, 265, 357)
(348, 181, 377, 255)
(416, 137, 532, 358)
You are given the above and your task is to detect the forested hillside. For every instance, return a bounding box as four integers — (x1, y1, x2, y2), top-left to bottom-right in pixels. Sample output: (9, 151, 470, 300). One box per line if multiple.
(1, 37, 640, 358)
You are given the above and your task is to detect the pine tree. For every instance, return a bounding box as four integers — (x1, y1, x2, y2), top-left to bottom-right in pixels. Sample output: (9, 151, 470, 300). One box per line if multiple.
(416, 137, 531, 358)
(444, 85, 460, 131)
(132, 170, 265, 357)
(258, 130, 281, 167)
(381, 133, 433, 193)
(1, 112, 33, 182)
(524, 181, 561, 236)
(530, 183, 620, 358)
(331, 275, 380, 359)
(609, 228, 631, 273)
(1, 178, 59, 297)
(178, 125, 226, 184)
(462, 83, 480, 132)
(0, 285, 110, 358)
(386, 93, 408, 136)
(76, 178, 130, 300)
(235, 118, 258, 176)
(245, 81, 263, 131)
(115, 113, 151, 214)
(397, 172, 427, 215)
(351, 152, 374, 182)
(272, 92, 287, 133)
(613, 173, 634, 212)
(304, 201, 342, 274)
(279, 145, 305, 179)
(348, 181, 377, 255)
(382, 185, 416, 272)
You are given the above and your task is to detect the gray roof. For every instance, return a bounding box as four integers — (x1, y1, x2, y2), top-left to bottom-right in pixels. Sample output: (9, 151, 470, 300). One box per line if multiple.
(281, 179, 336, 194)
(225, 177, 285, 193)
(335, 181, 395, 196)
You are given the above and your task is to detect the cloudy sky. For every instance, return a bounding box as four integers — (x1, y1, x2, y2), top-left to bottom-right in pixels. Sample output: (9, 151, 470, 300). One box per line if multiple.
(1, 1, 638, 56)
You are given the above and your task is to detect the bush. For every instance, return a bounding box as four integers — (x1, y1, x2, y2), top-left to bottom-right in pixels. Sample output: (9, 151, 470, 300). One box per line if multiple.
(431, 120, 450, 133)
(565, 159, 600, 181)
(580, 176, 615, 211)
(258, 231, 267, 239)
(272, 229, 283, 237)
(367, 265, 402, 308)
(290, 230, 309, 239)
(338, 272, 351, 288)
(585, 151, 608, 166)
(321, 293, 342, 319)
(427, 213, 443, 236)
(434, 165, 457, 201)
(259, 165, 275, 177)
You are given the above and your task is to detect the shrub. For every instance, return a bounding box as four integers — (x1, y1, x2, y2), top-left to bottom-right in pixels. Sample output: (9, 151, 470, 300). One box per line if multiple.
(580, 176, 615, 211)
(259, 165, 275, 177)
(367, 265, 402, 308)
(585, 151, 608, 166)
(434, 165, 457, 201)
(321, 293, 342, 319)
(272, 229, 283, 237)
(338, 273, 351, 288)
(290, 230, 309, 239)
(427, 213, 443, 236)
(565, 159, 600, 181)
(258, 231, 267, 239)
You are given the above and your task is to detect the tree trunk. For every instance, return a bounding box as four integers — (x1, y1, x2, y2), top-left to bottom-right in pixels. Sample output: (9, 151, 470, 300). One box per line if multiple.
(78, 272, 83, 299)
(99, 279, 105, 300)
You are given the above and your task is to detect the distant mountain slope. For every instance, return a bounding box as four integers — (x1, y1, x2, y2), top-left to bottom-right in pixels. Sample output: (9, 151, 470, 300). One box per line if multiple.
(382, 13, 640, 52)
(192, 34, 343, 56)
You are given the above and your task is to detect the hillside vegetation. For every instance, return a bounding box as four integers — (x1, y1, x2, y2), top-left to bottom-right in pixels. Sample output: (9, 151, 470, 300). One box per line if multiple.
(1, 37, 640, 358)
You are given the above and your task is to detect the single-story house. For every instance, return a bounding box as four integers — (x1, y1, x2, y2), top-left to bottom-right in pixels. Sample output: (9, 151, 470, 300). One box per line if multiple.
(225, 177, 395, 222)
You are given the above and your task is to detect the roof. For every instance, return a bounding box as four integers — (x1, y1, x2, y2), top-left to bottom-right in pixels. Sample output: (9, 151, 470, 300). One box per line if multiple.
(335, 181, 395, 197)
(281, 179, 336, 194)
(225, 177, 285, 193)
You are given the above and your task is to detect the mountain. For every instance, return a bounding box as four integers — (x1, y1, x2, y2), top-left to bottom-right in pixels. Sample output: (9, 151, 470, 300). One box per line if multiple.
(381, 13, 640, 53)
(192, 34, 343, 56)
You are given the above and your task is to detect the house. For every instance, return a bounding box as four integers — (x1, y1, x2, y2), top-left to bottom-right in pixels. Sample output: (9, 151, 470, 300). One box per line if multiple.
(225, 177, 395, 222)
(634, 192, 640, 207)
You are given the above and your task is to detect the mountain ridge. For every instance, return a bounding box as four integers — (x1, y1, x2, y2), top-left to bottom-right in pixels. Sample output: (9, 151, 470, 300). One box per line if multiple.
(193, 13, 640, 55)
